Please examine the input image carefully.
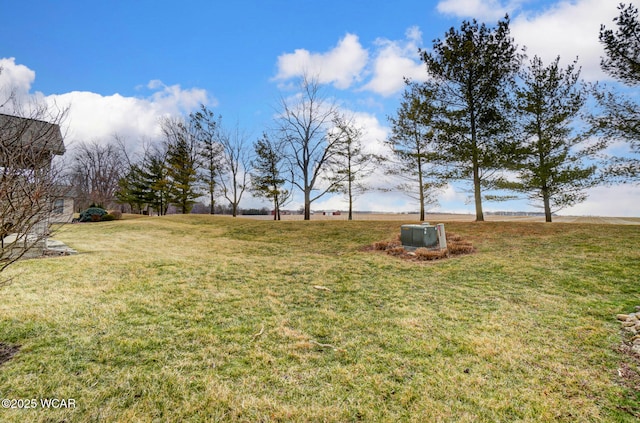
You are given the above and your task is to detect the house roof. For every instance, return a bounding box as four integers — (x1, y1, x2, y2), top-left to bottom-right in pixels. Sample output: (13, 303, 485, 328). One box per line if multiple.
(0, 113, 65, 156)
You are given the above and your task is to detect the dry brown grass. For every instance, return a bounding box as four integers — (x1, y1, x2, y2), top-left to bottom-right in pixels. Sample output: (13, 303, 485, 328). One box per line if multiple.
(368, 231, 475, 261)
(414, 247, 448, 260)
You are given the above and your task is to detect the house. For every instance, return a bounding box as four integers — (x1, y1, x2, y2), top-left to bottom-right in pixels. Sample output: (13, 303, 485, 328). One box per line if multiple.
(0, 113, 66, 259)
(50, 185, 76, 224)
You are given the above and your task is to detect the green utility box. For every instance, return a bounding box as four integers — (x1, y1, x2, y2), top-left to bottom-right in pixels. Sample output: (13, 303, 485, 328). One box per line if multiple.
(400, 224, 438, 248)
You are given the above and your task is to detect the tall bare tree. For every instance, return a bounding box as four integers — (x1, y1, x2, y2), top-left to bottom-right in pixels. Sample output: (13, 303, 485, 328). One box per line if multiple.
(276, 76, 345, 220)
(218, 121, 251, 217)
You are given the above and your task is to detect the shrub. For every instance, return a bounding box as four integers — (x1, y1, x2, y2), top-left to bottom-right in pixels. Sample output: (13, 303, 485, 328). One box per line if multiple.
(101, 214, 116, 221)
(79, 207, 108, 222)
(108, 210, 122, 220)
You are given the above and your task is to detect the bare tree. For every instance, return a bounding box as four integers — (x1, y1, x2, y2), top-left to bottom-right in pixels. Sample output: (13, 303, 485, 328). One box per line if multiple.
(70, 139, 126, 210)
(218, 121, 251, 217)
(276, 76, 345, 220)
(0, 94, 68, 275)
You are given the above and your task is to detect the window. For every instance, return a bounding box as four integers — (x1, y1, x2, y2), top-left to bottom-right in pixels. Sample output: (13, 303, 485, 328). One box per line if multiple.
(52, 198, 64, 214)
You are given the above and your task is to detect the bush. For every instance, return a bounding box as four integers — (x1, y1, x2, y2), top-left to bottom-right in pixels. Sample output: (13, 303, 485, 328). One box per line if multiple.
(101, 214, 116, 221)
(108, 210, 122, 220)
(79, 207, 108, 222)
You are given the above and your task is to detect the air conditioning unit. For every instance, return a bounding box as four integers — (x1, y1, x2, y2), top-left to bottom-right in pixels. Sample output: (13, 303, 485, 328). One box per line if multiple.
(400, 223, 447, 250)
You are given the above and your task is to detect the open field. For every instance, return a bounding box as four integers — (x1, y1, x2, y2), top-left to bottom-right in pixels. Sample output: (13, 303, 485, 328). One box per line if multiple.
(0, 215, 639, 422)
(241, 212, 640, 225)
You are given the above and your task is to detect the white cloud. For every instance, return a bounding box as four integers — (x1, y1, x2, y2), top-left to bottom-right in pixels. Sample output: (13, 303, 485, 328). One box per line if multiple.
(362, 26, 427, 97)
(274, 27, 426, 97)
(274, 33, 368, 89)
(1, 57, 213, 154)
(47, 82, 210, 151)
(350, 111, 389, 154)
(0, 57, 36, 99)
(511, 0, 619, 82)
(436, 0, 525, 21)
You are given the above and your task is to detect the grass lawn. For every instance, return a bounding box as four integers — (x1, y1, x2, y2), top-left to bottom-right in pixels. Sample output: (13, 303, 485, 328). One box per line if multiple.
(0, 215, 639, 422)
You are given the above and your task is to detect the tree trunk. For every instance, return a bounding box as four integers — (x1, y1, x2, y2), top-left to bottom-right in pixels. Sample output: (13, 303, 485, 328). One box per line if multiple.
(417, 156, 425, 222)
(348, 176, 353, 221)
(273, 197, 278, 221)
(473, 169, 484, 222)
(304, 189, 311, 220)
(469, 88, 484, 222)
(542, 187, 552, 222)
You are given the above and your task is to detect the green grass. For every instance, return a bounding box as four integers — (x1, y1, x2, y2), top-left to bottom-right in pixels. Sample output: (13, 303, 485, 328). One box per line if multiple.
(0, 215, 638, 422)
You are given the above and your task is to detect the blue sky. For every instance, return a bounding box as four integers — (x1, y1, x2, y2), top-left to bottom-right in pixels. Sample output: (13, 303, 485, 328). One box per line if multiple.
(1, 0, 638, 216)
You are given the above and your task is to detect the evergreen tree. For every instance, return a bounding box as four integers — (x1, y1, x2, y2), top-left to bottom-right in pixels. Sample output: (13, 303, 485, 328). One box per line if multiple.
(142, 146, 170, 215)
(509, 56, 598, 222)
(420, 16, 523, 221)
(387, 82, 444, 222)
(116, 163, 147, 213)
(330, 116, 377, 221)
(600, 3, 640, 86)
(592, 3, 640, 182)
(191, 105, 224, 214)
(115, 143, 170, 215)
(251, 133, 290, 220)
(162, 118, 200, 214)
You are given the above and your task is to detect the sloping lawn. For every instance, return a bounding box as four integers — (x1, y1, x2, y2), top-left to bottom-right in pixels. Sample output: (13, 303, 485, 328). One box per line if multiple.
(0, 215, 638, 422)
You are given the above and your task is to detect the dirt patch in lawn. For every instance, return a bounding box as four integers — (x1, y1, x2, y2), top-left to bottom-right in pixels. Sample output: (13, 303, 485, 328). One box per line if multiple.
(0, 343, 20, 366)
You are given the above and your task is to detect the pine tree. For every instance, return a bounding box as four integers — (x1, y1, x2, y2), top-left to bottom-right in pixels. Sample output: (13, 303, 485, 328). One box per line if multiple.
(330, 116, 377, 221)
(420, 16, 523, 221)
(600, 3, 640, 86)
(592, 3, 640, 182)
(162, 118, 200, 214)
(191, 105, 224, 214)
(251, 133, 290, 220)
(387, 82, 444, 221)
(509, 56, 598, 222)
